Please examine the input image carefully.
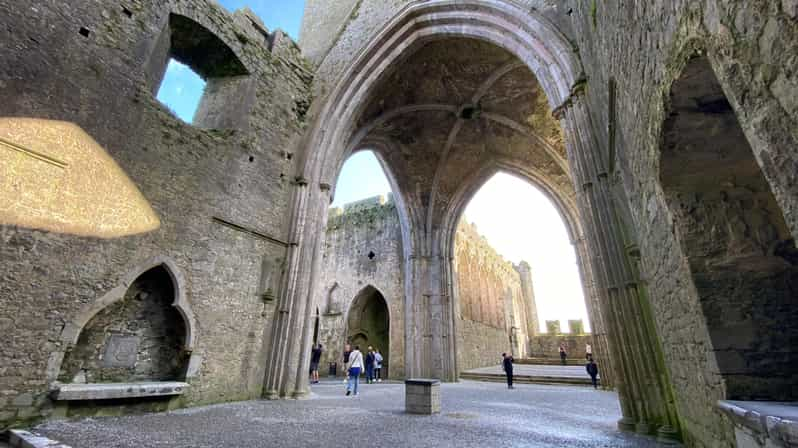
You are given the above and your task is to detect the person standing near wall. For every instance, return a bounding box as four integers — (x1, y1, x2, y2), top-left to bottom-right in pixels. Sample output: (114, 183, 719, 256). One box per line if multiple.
(585, 343, 593, 361)
(586, 357, 599, 389)
(365, 346, 375, 384)
(310, 343, 323, 384)
(346, 345, 364, 396)
(374, 349, 383, 382)
(559, 345, 567, 365)
(502, 353, 514, 389)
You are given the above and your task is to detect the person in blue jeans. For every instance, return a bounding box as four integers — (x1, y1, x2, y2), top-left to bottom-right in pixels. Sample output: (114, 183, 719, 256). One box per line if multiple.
(364, 346, 375, 384)
(346, 346, 364, 396)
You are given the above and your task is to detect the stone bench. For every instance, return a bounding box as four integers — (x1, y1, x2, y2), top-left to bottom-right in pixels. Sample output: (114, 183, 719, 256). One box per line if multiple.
(50, 382, 189, 401)
(405, 379, 440, 414)
(717, 400, 798, 448)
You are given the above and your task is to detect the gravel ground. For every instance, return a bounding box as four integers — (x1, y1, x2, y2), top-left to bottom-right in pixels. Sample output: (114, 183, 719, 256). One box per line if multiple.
(34, 380, 668, 447)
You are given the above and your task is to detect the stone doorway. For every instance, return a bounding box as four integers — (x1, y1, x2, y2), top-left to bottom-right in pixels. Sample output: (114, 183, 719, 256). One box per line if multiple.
(347, 286, 390, 377)
(660, 55, 798, 401)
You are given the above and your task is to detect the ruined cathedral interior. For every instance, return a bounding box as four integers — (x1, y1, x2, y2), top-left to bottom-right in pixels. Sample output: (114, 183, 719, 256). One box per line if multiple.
(1, 0, 797, 447)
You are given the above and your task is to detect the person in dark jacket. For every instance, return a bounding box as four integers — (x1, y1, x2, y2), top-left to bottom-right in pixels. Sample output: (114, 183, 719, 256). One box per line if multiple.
(502, 353, 514, 389)
(309, 343, 323, 384)
(559, 345, 567, 365)
(586, 357, 599, 389)
(365, 346, 375, 384)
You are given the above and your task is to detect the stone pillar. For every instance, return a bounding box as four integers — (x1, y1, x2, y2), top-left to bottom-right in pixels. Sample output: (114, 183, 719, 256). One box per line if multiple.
(572, 235, 614, 388)
(262, 180, 331, 400)
(514, 261, 539, 337)
(558, 93, 680, 441)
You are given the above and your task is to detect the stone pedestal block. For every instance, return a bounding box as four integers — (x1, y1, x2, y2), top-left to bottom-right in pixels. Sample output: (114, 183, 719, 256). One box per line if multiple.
(405, 379, 440, 415)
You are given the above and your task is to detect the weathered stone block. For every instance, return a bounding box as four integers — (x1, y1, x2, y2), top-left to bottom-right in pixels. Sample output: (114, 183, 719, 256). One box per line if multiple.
(405, 379, 440, 415)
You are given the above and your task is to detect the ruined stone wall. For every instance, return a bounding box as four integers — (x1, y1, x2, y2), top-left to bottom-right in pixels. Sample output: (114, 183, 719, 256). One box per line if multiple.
(0, 0, 311, 427)
(313, 196, 406, 379)
(315, 198, 540, 376)
(299, 0, 798, 445)
(453, 220, 531, 371)
(528, 335, 593, 361)
(566, 1, 798, 446)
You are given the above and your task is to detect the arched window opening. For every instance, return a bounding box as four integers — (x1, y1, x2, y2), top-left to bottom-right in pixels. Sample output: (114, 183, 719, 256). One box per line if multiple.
(660, 55, 798, 401)
(147, 14, 252, 129)
(58, 266, 189, 384)
(454, 172, 592, 370)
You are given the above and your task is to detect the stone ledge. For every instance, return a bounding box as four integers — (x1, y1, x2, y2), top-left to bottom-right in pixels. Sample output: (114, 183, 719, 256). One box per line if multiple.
(717, 400, 798, 447)
(5, 429, 71, 448)
(405, 378, 440, 386)
(51, 382, 189, 401)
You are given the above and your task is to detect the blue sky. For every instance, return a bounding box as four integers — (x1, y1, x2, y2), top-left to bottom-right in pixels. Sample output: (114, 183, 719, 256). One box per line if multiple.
(157, 0, 305, 122)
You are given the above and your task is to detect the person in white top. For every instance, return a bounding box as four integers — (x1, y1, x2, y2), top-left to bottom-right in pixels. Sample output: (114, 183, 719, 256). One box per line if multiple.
(374, 349, 384, 382)
(585, 343, 593, 360)
(346, 346, 364, 396)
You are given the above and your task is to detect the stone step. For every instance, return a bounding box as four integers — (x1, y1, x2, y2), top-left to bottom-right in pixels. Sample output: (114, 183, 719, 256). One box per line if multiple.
(460, 372, 594, 386)
(516, 357, 585, 366)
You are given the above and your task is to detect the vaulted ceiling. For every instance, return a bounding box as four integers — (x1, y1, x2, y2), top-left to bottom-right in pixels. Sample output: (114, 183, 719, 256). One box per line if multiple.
(350, 38, 575, 233)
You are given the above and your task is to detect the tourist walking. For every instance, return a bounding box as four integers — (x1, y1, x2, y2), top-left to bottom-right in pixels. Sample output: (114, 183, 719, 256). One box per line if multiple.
(502, 352, 514, 389)
(309, 343, 323, 384)
(346, 345, 364, 396)
(365, 346, 375, 384)
(559, 345, 567, 365)
(585, 343, 593, 360)
(586, 357, 599, 389)
(374, 349, 384, 382)
(342, 343, 351, 384)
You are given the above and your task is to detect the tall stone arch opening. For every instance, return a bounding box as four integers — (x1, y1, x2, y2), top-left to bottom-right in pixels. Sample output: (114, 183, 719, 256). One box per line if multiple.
(346, 286, 391, 376)
(443, 167, 610, 380)
(270, 6, 673, 439)
(660, 55, 798, 401)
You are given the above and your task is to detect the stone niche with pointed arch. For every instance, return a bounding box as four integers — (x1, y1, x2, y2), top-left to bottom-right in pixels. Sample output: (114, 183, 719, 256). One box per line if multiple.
(48, 256, 200, 401)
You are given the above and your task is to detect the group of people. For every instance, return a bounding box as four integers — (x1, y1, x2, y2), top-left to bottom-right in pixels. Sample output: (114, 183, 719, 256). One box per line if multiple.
(341, 343, 384, 395)
(308, 342, 384, 396)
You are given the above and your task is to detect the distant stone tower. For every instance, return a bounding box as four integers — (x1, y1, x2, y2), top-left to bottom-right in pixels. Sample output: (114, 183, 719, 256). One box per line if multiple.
(514, 261, 540, 337)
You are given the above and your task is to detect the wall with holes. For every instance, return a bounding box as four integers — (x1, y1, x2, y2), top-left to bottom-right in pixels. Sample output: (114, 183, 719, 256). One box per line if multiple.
(0, 0, 312, 426)
(313, 195, 406, 380)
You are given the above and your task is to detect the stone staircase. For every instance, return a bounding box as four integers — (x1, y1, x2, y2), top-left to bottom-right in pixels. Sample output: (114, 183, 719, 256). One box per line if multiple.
(459, 371, 594, 386)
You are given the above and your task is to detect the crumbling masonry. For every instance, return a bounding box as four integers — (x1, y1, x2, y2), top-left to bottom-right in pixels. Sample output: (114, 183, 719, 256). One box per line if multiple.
(2, 1, 798, 447)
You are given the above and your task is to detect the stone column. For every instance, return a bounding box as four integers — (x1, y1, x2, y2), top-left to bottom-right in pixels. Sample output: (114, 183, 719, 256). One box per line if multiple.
(515, 261, 540, 337)
(262, 179, 331, 399)
(558, 93, 680, 441)
(572, 234, 615, 389)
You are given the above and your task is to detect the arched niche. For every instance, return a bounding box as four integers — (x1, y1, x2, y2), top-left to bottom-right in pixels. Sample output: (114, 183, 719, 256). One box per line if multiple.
(660, 54, 798, 401)
(49, 257, 200, 384)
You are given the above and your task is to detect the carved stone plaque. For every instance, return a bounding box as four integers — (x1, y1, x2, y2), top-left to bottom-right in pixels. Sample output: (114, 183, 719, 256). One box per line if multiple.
(102, 335, 140, 368)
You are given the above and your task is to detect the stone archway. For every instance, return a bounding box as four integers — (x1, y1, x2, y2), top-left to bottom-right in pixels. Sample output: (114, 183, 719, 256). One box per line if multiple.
(441, 165, 611, 381)
(660, 54, 798, 401)
(266, 0, 620, 404)
(346, 286, 390, 376)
